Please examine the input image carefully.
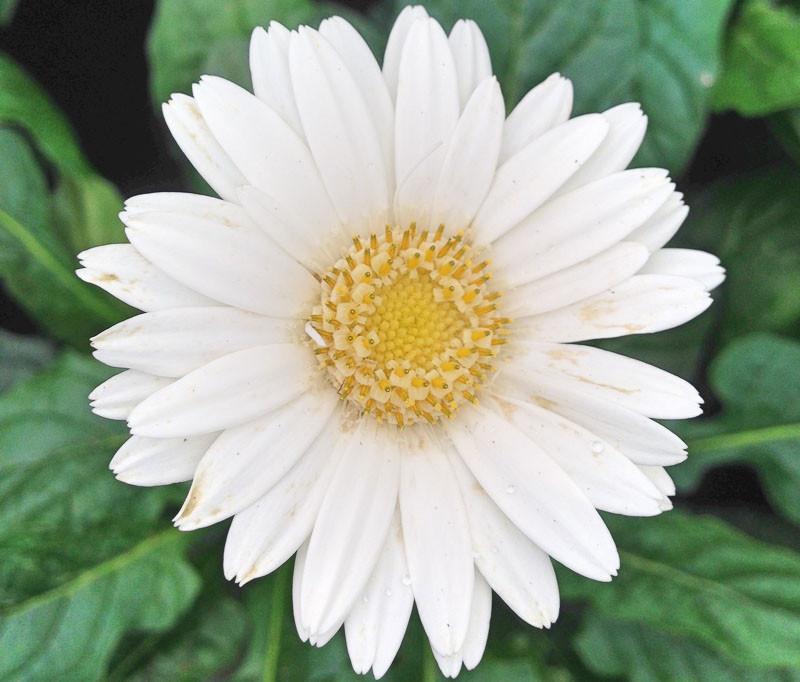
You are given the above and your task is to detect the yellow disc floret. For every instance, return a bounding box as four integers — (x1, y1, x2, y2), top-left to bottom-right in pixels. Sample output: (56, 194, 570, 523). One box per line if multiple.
(309, 224, 508, 427)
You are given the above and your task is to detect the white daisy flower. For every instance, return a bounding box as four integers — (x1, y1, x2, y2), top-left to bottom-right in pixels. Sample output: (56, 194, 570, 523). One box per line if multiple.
(79, 6, 724, 678)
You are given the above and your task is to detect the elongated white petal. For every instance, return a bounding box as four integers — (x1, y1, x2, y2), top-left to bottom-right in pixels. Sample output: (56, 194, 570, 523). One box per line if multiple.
(448, 19, 492, 109)
(492, 374, 688, 466)
(400, 431, 474, 656)
(127, 344, 314, 438)
(514, 274, 712, 343)
(175, 390, 339, 530)
(640, 248, 726, 290)
(250, 23, 304, 137)
(628, 192, 688, 250)
(493, 169, 673, 287)
(489, 394, 666, 515)
(123, 209, 316, 317)
(504, 242, 650, 318)
(89, 370, 173, 420)
(394, 17, 460, 229)
(192, 75, 340, 239)
(110, 433, 218, 486)
(319, 16, 394, 182)
(123, 190, 243, 217)
(382, 5, 429, 99)
(433, 648, 462, 679)
(223, 411, 344, 583)
(430, 77, 504, 230)
(639, 465, 677, 497)
(499, 73, 573, 164)
(91, 307, 294, 378)
(446, 403, 619, 581)
(461, 570, 492, 670)
(557, 103, 647, 194)
(472, 114, 609, 245)
(508, 341, 702, 419)
(77, 244, 217, 312)
(344, 509, 414, 679)
(448, 451, 559, 627)
(301, 420, 400, 636)
(162, 94, 246, 202)
(293, 541, 310, 642)
(290, 27, 389, 234)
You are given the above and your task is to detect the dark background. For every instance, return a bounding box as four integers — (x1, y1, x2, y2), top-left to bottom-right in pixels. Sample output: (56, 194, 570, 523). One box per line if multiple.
(0, 0, 783, 510)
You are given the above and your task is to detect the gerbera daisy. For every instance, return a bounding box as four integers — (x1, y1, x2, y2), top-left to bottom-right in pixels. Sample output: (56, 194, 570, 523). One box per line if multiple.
(78, 6, 724, 678)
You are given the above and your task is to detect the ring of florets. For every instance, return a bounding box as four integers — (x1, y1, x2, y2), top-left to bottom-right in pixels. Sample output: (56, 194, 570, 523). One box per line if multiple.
(308, 224, 509, 427)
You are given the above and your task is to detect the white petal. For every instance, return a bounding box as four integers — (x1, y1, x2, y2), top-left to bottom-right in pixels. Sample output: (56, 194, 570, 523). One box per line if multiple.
(290, 27, 389, 234)
(175, 389, 339, 530)
(508, 341, 702, 419)
(503, 242, 650, 318)
(394, 17, 460, 229)
(223, 410, 344, 583)
(471, 114, 609, 245)
(557, 103, 648, 194)
(110, 433, 218, 486)
(89, 370, 173, 420)
(293, 540, 310, 642)
(448, 20, 492, 109)
(492, 373, 688, 466)
(628, 191, 688, 250)
(192, 75, 340, 239)
(492, 169, 674, 287)
(430, 77, 504, 230)
(400, 431, 474, 655)
(250, 23, 304, 137)
(123, 190, 242, 217)
(162, 94, 246, 202)
(461, 570, 492, 670)
(445, 403, 619, 581)
(640, 248, 726, 291)
(77, 244, 217, 312)
(319, 16, 394, 184)
(514, 274, 712, 343)
(382, 5, 429, 100)
(639, 465, 676, 497)
(123, 208, 316, 317)
(499, 73, 573, 164)
(91, 307, 294, 378)
(489, 394, 666, 516)
(127, 344, 314, 438)
(344, 509, 414, 678)
(433, 648, 462, 679)
(448, 451, 559, 627)
(301, 420, 400, 636)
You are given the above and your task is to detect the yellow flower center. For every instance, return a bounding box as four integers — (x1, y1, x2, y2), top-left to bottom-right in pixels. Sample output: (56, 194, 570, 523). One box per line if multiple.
(309, 224, 509, 427)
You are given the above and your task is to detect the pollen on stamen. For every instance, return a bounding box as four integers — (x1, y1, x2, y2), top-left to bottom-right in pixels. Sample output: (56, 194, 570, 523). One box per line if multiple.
(308, 224, 509, 427)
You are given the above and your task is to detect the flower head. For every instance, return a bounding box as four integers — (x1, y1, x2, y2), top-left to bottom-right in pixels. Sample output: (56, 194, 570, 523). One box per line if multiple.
(79, 6, 724, 678)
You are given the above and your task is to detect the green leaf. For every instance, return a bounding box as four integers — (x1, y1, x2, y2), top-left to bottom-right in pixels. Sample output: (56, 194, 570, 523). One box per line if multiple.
(394, 0, 734, 174)
(712, 0, 800, 116)
(0, 0, 19, 25)
(558, 510, 800, 669)
(673, 334, 800, 524)
(0, 329, 54, 394)
(147, 0, 385, 109)
(0, 352, 198, 679)
(680, 165, 800, 340)
(770, 108, 800, 166)
(122, 594, 248, 681)
(0, 129, 127, 345)
(575, 613, 797, 681)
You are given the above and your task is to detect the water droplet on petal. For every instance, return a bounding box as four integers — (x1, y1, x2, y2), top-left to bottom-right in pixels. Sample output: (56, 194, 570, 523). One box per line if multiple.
(492, 545, 499, 553)
(385, 588, 393, 597)
(592, 441, 605, 454)
(362, 596, 369, 603)
(506, 484, 515, 494)
(402, 575, 412, 586)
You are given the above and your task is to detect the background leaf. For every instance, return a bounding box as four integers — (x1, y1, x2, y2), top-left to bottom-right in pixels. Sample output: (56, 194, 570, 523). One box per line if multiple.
(0, 352, 197, 680)
(712, 0, 800, 116)
(558, 510, 800, 669)
(672, 334, 800, 524)
(394, 0, 734, 175)
(0, 329, 53, 393)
